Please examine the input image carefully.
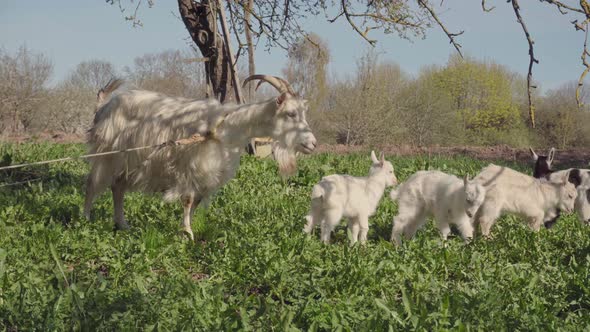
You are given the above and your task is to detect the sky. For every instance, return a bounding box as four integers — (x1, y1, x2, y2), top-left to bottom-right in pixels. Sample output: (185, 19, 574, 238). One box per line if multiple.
(0, 0, 587, 92)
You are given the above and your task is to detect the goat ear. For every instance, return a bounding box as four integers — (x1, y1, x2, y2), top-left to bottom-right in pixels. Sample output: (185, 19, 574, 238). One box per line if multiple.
(463, 174, 469, 186)
(276, 92, 290, 106)
(548, 148, 555, 164)
(529, 147, 538, 161)
(379, 152, 385, 166)
(370, 150, 379, 164)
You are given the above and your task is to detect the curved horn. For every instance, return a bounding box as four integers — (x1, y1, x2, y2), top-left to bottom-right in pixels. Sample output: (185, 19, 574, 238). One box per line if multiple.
(273, 76, 297, 95)
(243, 75, 289, 94)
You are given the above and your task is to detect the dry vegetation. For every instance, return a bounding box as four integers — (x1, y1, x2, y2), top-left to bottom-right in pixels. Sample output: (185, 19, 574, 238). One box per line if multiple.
(2, 38, 590, 149)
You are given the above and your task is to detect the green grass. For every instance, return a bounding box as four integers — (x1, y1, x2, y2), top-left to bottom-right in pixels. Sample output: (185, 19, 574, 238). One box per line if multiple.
(1, 143, 589, 330)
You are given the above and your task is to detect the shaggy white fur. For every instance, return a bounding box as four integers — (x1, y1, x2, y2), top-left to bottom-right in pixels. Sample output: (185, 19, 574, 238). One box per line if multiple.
(390, 171, 486, 246)
(84, 78, 317, 239)
(303, 151, 397, 245)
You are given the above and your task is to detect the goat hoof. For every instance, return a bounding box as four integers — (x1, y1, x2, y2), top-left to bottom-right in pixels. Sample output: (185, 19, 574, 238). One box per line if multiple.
(180, 228, 195, 241)
(115, 222, 130, 230)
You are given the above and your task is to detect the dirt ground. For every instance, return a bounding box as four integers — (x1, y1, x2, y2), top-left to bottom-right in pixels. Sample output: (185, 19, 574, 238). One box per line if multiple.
(3, 132, 590, 168)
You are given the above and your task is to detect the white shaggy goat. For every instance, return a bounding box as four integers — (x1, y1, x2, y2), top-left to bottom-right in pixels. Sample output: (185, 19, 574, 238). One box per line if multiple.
(84, 75, 317, 240)
(303, 151, 397, 245)
(389, 171, 486, 246)
(529, 147, 590, 226)
(473, 164, 578, 237)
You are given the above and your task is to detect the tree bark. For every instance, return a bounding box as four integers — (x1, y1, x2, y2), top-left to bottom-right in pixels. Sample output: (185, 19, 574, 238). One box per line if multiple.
(244, 0, 255, 99)
(178, 0, 235, 103)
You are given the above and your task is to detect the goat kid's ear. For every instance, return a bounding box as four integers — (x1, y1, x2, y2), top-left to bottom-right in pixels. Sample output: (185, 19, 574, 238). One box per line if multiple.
(548, 148, 555, 164)
(379, 152, 385, 167)
(529, 147, 538, 161)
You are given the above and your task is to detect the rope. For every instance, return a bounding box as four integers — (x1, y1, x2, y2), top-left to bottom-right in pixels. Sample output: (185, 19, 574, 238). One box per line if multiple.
(0, 115, 229, 172)
(0, 178, 41, 188)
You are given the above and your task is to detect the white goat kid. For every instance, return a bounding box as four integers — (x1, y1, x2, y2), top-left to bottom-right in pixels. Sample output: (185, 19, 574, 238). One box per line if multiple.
(303, 151, 397, 245)
(473, 164, 577, 237)
(84, 75, 317, 240)
(389, 171, 486, 246)
(529, 147, 590, 226)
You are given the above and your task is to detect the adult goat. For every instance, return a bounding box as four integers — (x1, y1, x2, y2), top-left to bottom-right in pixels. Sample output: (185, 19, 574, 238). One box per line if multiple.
(84, 75, 317, 240)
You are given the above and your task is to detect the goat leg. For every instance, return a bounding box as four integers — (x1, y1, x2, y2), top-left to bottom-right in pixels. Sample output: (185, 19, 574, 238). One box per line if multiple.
(111, 177, 130, 230)
(181, 194, 201, 241)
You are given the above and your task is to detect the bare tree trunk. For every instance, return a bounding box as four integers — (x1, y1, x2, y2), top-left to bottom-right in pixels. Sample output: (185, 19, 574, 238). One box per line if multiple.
(178, 0, 235, 103)
(244, 0, 255, 99)
(244, 0, 257, 154)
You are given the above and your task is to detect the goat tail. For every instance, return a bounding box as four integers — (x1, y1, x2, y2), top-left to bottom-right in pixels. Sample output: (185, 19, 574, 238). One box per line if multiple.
(389, 188, 399, 201)
(97, 78, 124, 107)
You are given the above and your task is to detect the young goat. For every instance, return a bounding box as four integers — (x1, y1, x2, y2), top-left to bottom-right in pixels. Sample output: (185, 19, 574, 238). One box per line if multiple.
(474, 164, 577, 237)
(85, 75, 317, 240)
(303, 151, 397, 245)
(529, 147, 555, 178)
(529, 147, 590, 226)
(390, 171, 486, 246)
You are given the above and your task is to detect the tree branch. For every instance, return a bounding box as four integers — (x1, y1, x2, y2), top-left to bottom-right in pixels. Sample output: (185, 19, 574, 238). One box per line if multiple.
(341, 0, 377, 46)
(511, 0, 539, 128)
(417, 0, 464, 58)
(577, 23, 590, 108)
(540, 0, 584, 15)
(481, 0, 495, 12)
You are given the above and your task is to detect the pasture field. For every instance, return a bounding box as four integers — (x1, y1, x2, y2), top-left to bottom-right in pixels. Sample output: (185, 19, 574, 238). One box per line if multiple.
(1, 143, 590, 330)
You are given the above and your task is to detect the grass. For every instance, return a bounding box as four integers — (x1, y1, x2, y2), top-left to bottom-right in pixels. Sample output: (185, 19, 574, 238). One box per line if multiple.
(0, 142, 589, 330)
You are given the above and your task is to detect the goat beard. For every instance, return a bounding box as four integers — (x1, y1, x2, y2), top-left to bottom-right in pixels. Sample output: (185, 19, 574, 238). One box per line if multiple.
(273, 143, 297, 177)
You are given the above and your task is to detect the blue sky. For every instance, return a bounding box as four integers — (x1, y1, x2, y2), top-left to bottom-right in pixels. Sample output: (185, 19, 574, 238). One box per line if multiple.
(0, 0, 586, 92)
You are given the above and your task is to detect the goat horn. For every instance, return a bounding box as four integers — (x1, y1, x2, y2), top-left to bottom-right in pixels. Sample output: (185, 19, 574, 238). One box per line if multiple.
(243, 75, 293, 95)
(273, 76, 297, 95)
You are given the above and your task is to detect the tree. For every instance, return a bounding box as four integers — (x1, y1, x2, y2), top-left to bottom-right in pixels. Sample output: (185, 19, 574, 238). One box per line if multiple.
(433, 56, 523, 133)
(327, 52, 407, 145)
(34, 59, 117, 134)
(536, 82, 590, 148)
(399, 69, 456, 146)
(124, 49, 206, 98)
(282, 33, 330, 138)
(282, 33, 330, 103)
(111, 0, 429, 104)
(65, 60, 117, 91)
(109, 0, 590, 128)
(0, 46, 53, 134)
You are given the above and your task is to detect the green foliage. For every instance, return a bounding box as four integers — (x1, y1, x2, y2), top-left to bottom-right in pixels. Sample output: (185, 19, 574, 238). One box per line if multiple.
(1, 143, 589, 330)
(434, 55, 524, 132)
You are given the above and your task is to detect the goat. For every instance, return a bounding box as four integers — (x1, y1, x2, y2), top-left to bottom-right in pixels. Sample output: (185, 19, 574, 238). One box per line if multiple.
(389, 171, 486, 246)
(84, 75, 317, 240)
(473, 164, 577, 237)
(303, 151, 397, 245)
(529, 147, 555, 178)
(529, 148, 590, 226)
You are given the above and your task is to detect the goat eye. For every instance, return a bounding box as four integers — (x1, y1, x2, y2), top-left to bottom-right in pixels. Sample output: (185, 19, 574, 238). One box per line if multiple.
(286, 111, 297, 118)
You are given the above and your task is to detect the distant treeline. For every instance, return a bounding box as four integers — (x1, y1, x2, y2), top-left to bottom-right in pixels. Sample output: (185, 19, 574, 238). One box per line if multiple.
(2, 38, 589, 148)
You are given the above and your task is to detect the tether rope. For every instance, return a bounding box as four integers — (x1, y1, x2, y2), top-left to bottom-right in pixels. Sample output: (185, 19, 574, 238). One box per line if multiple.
(0, 114, 228, 172)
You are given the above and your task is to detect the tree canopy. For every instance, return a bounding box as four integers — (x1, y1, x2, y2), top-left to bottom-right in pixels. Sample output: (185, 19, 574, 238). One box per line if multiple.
(108, 0, 590, 128)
